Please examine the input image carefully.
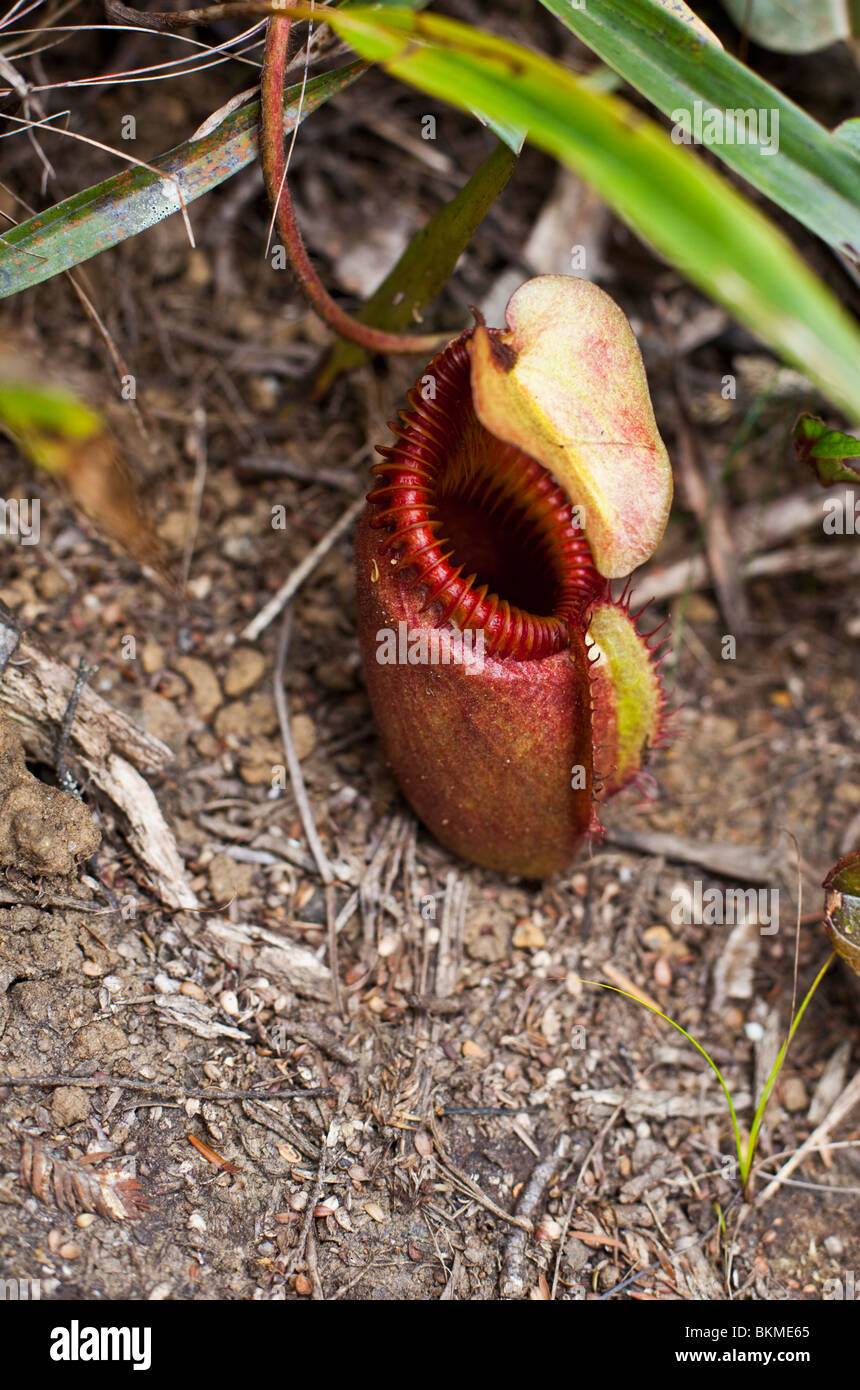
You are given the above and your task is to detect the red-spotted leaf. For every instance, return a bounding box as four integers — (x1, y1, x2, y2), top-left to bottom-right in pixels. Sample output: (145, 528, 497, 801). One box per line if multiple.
(793, 414, 860, 487)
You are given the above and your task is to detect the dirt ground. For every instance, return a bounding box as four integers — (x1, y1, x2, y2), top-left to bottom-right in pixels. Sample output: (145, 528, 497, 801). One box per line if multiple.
(0, 4, 859, 1301)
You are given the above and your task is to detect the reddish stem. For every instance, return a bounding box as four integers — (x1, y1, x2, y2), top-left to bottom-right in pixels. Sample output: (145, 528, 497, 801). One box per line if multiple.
(260, 17, 446, 356)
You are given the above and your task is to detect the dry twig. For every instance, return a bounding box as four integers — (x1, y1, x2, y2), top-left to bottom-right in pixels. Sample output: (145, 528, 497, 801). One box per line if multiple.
(242, 495, 364, 640)
(500, 1135, 570, 1299)
(603, 827, 783, 884)
(0, 1075, 332, 1099)
(757, 1069, 860, 1203)
(272, 608, 342, 1013)
(632, 484, 857, 605)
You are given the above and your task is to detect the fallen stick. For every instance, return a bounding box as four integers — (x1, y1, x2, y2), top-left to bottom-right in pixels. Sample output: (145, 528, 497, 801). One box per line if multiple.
(0, 605, 195, 909)
(603, 827, 782, 884)
(632, 485, 856, 605)
(500, 1135, 570, 1299)
(96, 753, 198, 910)
(241, 495, 364, 641)
(757, 1068, 860, 1203)
(0, 604, 170, 776)
(0, 1074, 333, 1099)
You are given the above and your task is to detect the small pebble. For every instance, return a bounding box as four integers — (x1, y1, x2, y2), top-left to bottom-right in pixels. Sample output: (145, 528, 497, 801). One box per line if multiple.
(180, 981, 206, 1001)
(224, 646, 267, 697)
(781, 1077, 808, 1113)
(653, 956, 673, 988)
(141, 641, 164, 674)
(290, 713, 317, 761)
(512, 919, 545, 950)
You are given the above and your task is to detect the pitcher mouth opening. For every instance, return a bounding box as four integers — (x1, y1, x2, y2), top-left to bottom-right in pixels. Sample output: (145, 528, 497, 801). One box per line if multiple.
(366, 333, 602, 661)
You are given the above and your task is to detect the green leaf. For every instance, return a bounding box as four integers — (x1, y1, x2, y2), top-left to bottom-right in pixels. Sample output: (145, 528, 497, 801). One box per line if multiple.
(353, 0, 525, 152)
(0, 369, 165, 570)
(793, 414, 860, 484)
(540, 0, 860, 262)
(468, 110, 526, 155)
(835, 118, 860, 160)
(721, 0, 853, 53)
(571, 978, 746, 1172)
(0, 380, 101, 451)
(742, 954, 834, 1184)
(307, 5, 860, 418)
(314, 139, 517, 394)
(576, 951, 834, 1193)
(0, 64, 365, 298)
